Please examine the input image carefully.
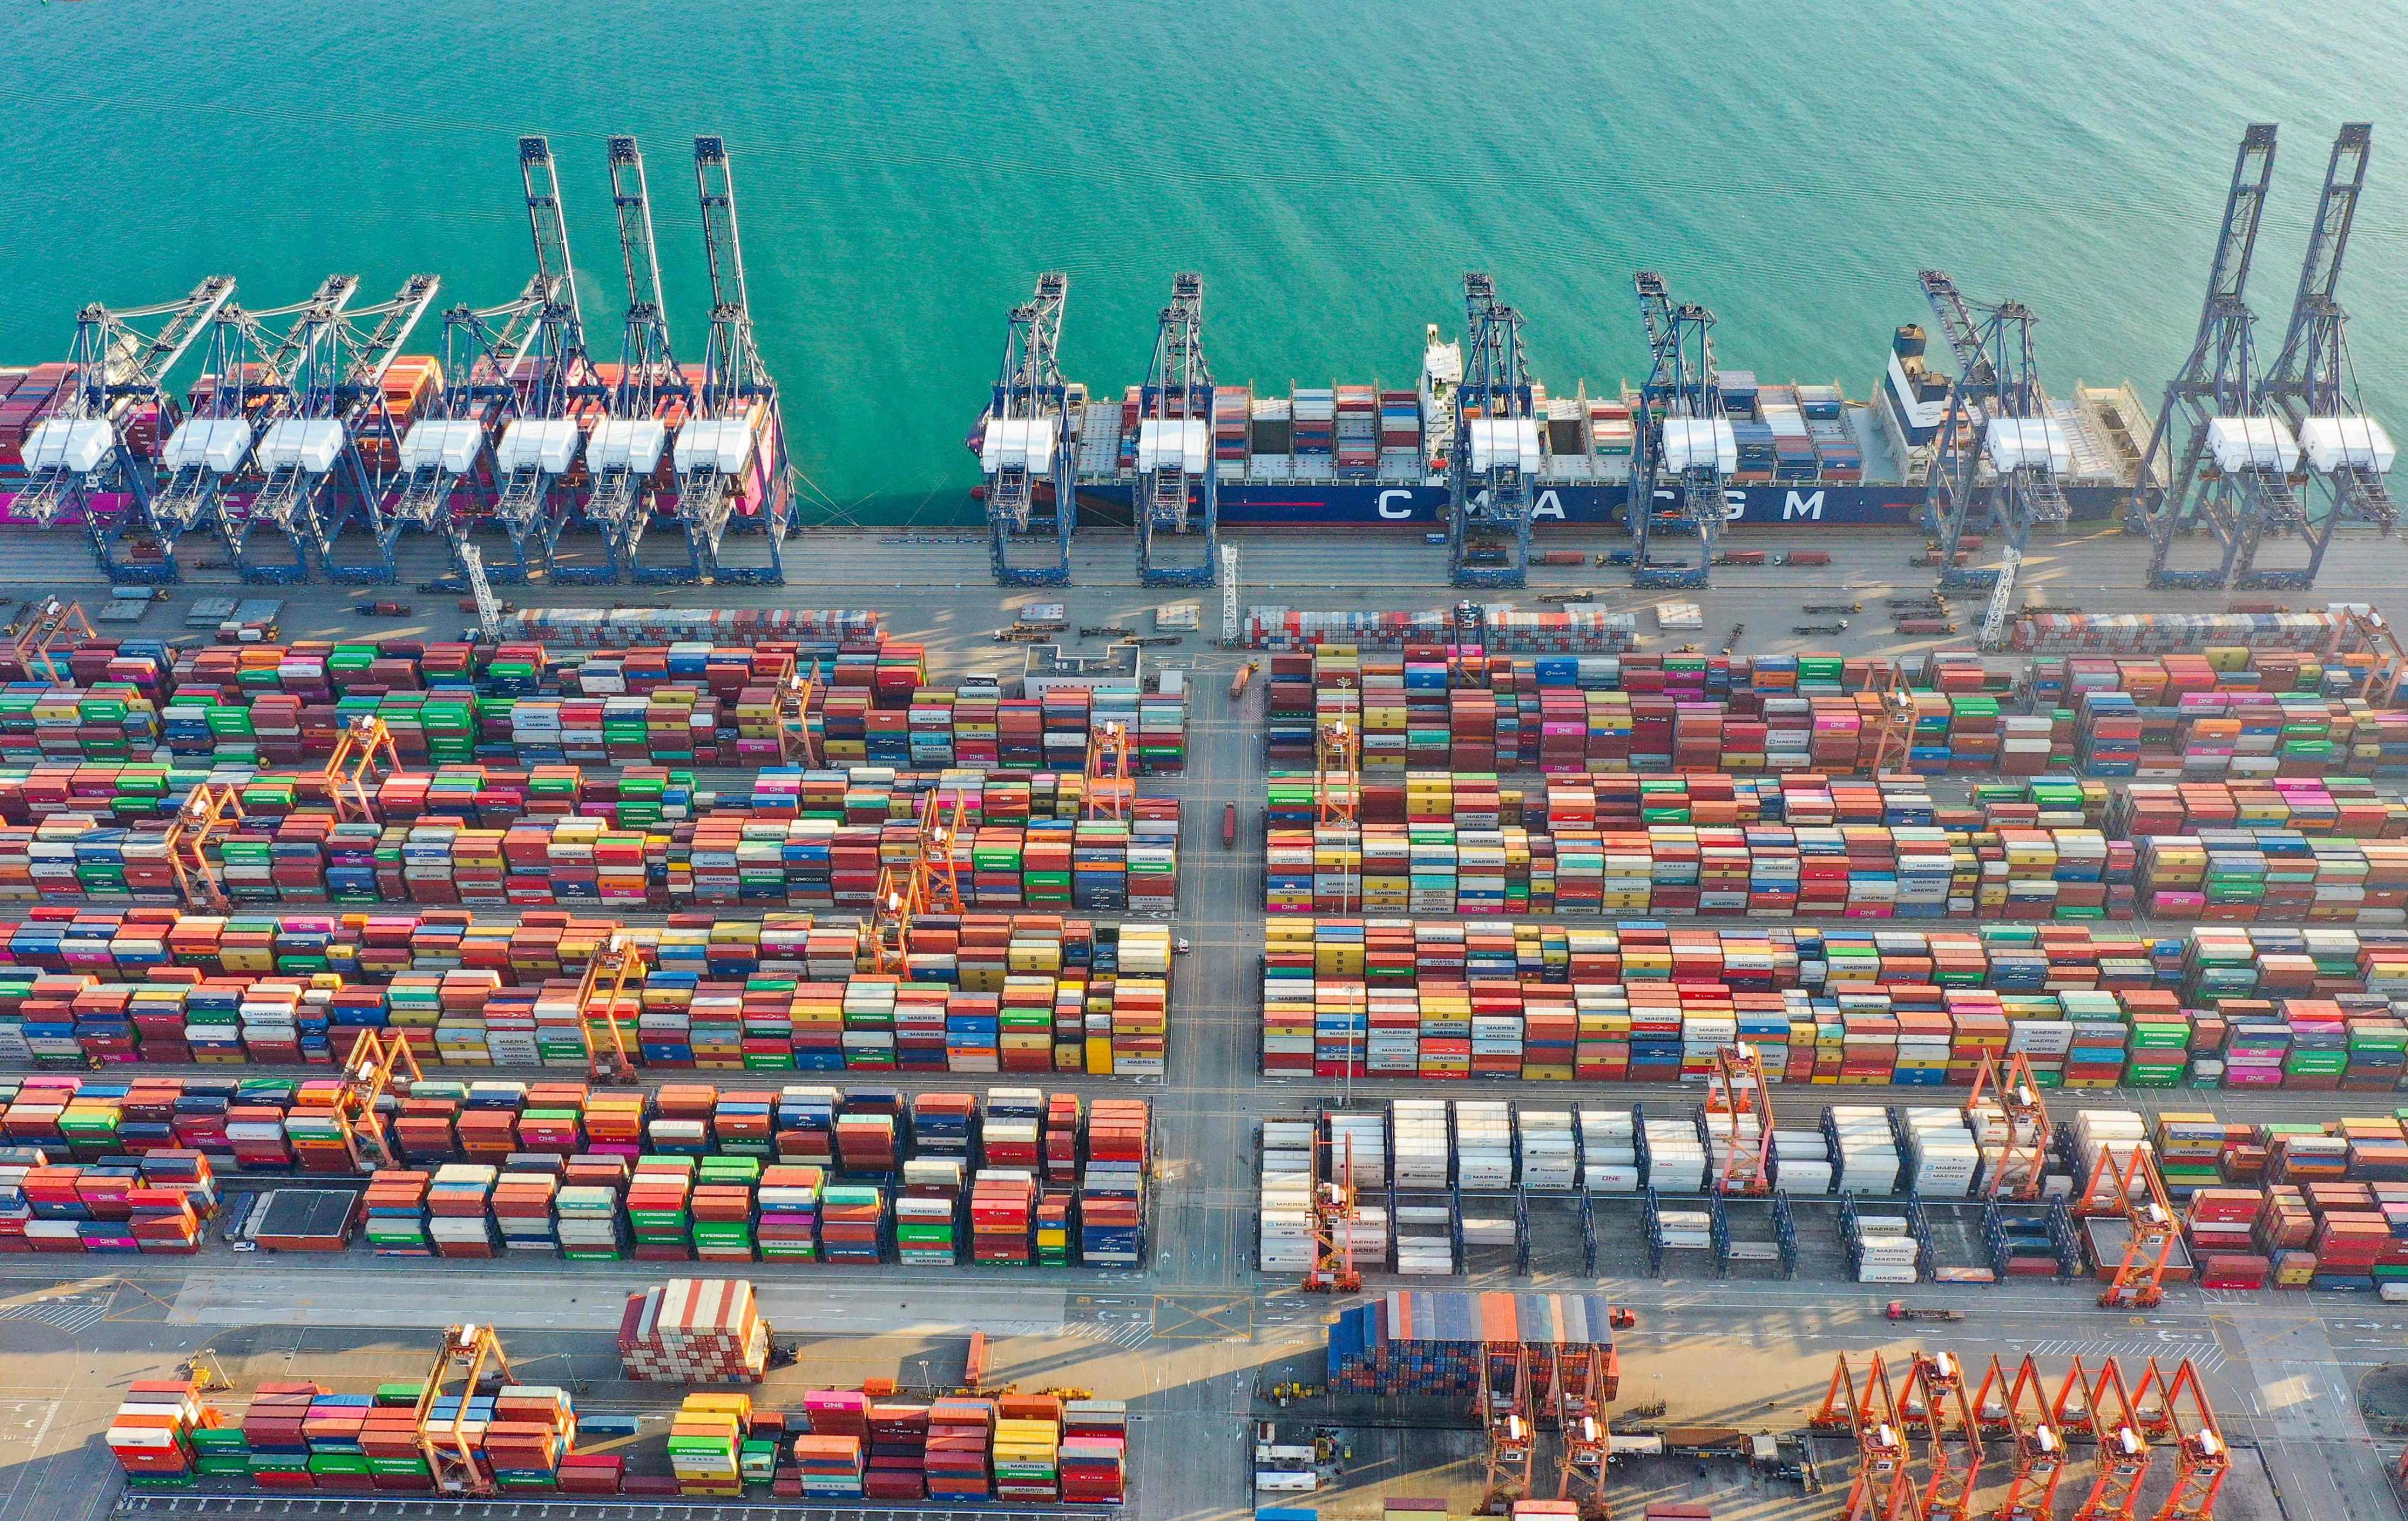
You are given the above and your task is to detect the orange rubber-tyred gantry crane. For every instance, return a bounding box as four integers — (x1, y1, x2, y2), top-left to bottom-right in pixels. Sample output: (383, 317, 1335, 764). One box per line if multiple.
(2074, 1144, 2181, 1309)
(576, 932, 644, 1084)
(1305, 1126, 1362, 1295)
(163, 781, 245, 912)
(2133, 1359, 2228, 1521)
(1898, 1351, 1983, 1521)
(866, 786, 969, 975)
(1705, 1041, 1775, 1195)
(1964, 1051, 2054, 1200)
(2071, 1358, 2152, 1521)
(1973, 1354, 2069, 1521)
(1811, 1354, 1919, 1521)
(1085, 718, 1132, 821)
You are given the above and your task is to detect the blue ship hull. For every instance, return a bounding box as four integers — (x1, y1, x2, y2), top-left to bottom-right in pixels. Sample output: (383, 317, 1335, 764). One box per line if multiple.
(1075, 481, 2122, 529)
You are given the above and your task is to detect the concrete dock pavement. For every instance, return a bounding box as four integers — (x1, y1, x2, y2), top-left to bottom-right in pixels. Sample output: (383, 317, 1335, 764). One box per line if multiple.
(5, 523, 2408, 1519)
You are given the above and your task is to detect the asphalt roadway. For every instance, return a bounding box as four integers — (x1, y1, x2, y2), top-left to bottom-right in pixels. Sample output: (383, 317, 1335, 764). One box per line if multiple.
(3, 521, 2408, 1520)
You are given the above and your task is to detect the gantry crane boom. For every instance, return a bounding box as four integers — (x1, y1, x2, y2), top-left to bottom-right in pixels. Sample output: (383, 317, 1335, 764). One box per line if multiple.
(1916, 272, 2069, 646)
(2259, 123, 2394, 571)
(590, 135, 688, 583)
(1449, 273, 1537, 589)
(1135, 273, 1217, 587)
(976, 273, 1076, 585)
(18, 275, 236, 580)
(1627, 272, 1728, 591)
(667, 135, 791, 584)
(482, 136, 604, 582)
(2135, 124, 2304, 590)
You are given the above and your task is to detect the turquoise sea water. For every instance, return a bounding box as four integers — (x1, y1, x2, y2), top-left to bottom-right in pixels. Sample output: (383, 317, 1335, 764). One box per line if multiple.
(2, 0, 2402, 523)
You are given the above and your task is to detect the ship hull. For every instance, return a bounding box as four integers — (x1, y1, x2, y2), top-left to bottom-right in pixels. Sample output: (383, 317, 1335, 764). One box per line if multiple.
(1075, 480, 2122, 529)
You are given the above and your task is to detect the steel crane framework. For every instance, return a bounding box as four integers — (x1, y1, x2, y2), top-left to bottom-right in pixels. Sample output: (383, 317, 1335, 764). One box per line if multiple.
(1448, 273, 1537, 589)
(976, 273, 1076, 585)
(1627, 270, 1727, 589)
(1134, 273, 1217, 587)
(1917, 271, 2070, 646)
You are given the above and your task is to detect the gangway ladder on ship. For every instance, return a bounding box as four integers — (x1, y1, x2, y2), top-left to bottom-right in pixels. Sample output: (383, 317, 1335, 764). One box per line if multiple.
(976, 273, 1077, 586)
(2076, 1144, 2180, 1309)
(1133, 273, 1217, 587)
(14, 275, 235, 582)
(1809, 1353, 1919, 1521)
(1627, 272, 1728, 592)
(1305, 1127, 1361, 1294)
(2131, 1359, 2229, 1521)
(1476, 1340, 1537, 1514)
(1965, 1050, 2053, 1201)
(2071, 1358, 2152, 1521)
(2132, 124, 2301, 591)
(1973, 1355, 2069, 1521)
(578, 932, 644, 1085)
(414, 1324, 517, 1496)
(1898, 1351, 1984, 1521)
(252, 273, 444, 585)
(865, 787, 970, 976)
(674, 135, 793, 585)
(2254, 123, 2394, 585)
(1449, 273, 1537, 589)
(1914, 270, 2071, 648)
(591, 135, 692, 586)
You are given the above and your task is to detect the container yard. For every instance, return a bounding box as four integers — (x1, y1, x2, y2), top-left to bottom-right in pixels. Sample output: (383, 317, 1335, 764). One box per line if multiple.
(9, 125, 2408, 1521)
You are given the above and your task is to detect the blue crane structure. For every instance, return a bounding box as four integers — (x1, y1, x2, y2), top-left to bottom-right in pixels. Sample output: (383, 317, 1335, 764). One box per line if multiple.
(15, 275, 233, 582)
(1916, 271, 2070, 645)
(975, 272, 1076, 586)
(392, 276, 550, 571)
(251, 273, 443, 585)
(594, 134, 692, 585)
(1133, 273, 1216, 586)
(1447, 273, 1537, 589)
(483, 135, 607, 585)
(146, 277, 360, 584)
(1626, 271, 1730, 591)
(2133, 124, 2302, 590)
(671, 135, 791, 585)
(2253, 122, 2394, 587)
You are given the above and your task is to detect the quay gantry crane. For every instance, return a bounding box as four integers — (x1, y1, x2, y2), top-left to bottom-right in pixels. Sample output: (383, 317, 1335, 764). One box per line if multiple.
(1449, 273, 1538, 589)
(2259, 123, 2395, 580)
(1476, 1341, 1537, 1513)
(17, 276, 234, 581)
(2133, 125, 2305, 590)
(2133, 1359, 2228, 1521)
(1899, 1351, 1982, 1521)
(1964, 1050, 2052, 1201)
(1626, 272, 1730, 590)
(219, 276, 365, 582)
(484, 136, 604, 584)
(976, 273, 1077, 586)
(671, 135, 792, 585)
(150, 279, 350, 579)
(1705, 1041, 1775, 1195)
(250, 274, 443, 584)
(394, 277, 551, 562)
(588, 135, 688, 585)
(1915, 272, 2071, 647)
(1811, 1353, 1917, 1521)
(1974, 1355, 2068, 1521)
(1133, 272, 1217, 587)
(2072, 1359, 2151, 1521)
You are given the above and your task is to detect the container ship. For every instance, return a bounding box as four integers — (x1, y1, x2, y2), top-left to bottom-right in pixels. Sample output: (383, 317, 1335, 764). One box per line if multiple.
(1038, 317, 2151, 531)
